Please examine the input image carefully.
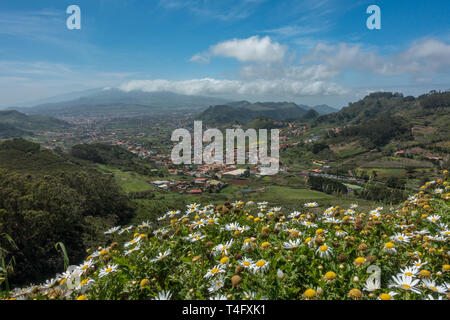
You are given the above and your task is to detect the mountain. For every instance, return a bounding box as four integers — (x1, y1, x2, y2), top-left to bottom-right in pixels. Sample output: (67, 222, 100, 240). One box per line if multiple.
(1, 88, 105, 110)
(315, 91, 450, 125)
(17, 89, 230, 117)
(198, 101, 309, 125)
(0, 110, 70, 134)
(246, 117, 284, 130)
(312, 104, 338, 115)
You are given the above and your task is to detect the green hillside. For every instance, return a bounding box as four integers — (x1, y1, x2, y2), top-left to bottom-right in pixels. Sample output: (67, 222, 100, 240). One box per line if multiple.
(0, 110, 70, 131)
(198, 101, 308, 125)
(0, 139, 135, 286)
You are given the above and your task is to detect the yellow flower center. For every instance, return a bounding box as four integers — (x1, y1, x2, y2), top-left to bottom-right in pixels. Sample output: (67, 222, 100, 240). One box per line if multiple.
(255, 260, 266, 267)
(105, 268, 112, 273)
(324, 271, 336, 280)
(304, 289, 316, 298)
(220, 257, 229, 264)
(402, 284, 411, 289)
(419, 270, 431, 277)
(80, 279, 89, 286)
(319, 245, 328, 252)
(379, 293, 392, 300)
(349, 289, 362, 298)
(261, 242, 271, 248)
(211, 268, 220, 274)
(385, 242, 395, 249)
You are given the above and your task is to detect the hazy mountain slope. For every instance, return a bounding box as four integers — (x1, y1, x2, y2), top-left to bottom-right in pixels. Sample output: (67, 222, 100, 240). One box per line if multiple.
(0, 110, 70, 131)
(19, 89, 230, 116)
(313, 104, 338, 115)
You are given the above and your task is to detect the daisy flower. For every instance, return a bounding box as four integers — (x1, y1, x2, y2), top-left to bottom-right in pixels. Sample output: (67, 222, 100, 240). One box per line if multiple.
(241, 238, 255, 250)
(98, 264, 119, 278)
(191, 219, 206, 229)
(377, 292, 399, 300)
(185, 232, 205, 242)
(304, 202, 318, 208)
(391, 232, 411, 243)
(412, 259, 427, 269)
(152, 290, 172, 300)
(138, 220, 152, 229)
(316, 244, 333, 259)
(239, 257, 254, 268)
(323, 217, 341, 224)
(389, 275, 421, 294)
(124, 237, 142, 248)
(210, 294, 227, 300)
(223, 222, 241, 232)
(150, 249, 171, 263)
(208, 277, 225, 293)
(335, 230, 347, 237)
(425, 294, 444, 300)
(104, 226, 120, 235)
(77, 260, 94, 274)
(251, 259, 269, 273)
(289, 211, 302, 219)
(187, 203, 200, 211)
(422, 279, 448, 294)
(383, 242, 397, 254)
(364, 276, 381, 292)
(282, 239, 302, 249)
(204, 265, 225, 279)
(213, 240, 233, 256)
(124, 245, 141, 256)
(301, 221, 318, 228)
(205, 216, 219, 225)
(118, 225, 133, 235)
(427, 215, 441, 223)
(399, 266, 419, 277)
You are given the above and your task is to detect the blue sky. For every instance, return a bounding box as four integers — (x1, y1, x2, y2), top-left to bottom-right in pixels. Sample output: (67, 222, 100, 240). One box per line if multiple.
(1, 0, 450, 107)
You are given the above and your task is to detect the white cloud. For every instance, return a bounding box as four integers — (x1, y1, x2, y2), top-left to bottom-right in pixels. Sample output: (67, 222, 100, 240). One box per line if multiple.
(240, 64, 338, 81)
(191, 36, 287, 63)
(262, 25, 327, 37)
(189, 53, 210, 64)
(302, 39, 450, 79)
(118, 78, 347, 98)
(159, 0, 266, 21)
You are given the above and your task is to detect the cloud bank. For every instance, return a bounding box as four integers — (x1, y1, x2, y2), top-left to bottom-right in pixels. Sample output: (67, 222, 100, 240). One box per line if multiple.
(191, 36, 287, 63)
(118, 78, 347, 97)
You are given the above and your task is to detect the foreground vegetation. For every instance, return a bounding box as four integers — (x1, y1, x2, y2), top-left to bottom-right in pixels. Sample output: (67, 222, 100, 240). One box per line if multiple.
(0, 139, 135, 285)
(3, 171, 449, 300)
